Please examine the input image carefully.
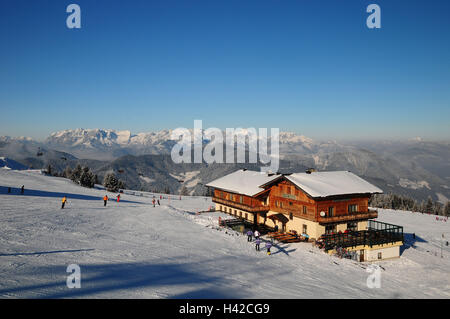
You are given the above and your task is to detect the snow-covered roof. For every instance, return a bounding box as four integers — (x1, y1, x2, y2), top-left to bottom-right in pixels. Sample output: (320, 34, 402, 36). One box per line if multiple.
(206, 169, 281, 196)
(207, 170, 382, 198)
(284, 171, 382, 198)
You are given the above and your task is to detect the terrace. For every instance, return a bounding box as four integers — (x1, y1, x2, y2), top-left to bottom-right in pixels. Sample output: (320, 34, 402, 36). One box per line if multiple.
(318, 220, 404, 252)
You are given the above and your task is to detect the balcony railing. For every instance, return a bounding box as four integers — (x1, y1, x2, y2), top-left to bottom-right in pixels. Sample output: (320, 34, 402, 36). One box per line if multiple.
(317, 210, 378, 224)
(319, 220, 403, 251)
(212, 197, 270, 213)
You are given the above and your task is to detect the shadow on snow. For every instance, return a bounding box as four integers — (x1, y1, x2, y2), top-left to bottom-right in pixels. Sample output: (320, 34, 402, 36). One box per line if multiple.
(0, 249, 95, 257)
(0, 186, 143, 204)
(0, 260, 244, 299)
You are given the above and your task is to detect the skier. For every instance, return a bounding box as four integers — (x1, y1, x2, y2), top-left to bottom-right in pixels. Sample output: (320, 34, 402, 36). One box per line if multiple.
(254, 229, 260, 240)
(61, 196, 67, 209)
(255, 238, 261, 251)
(21, 185, 24, 194)
(7, 187, 11, 193)
(246, 230, 253, 242)
(157, 199, 160, 206)
(103, 195, 108, 207)
(265, 242, 272, 255)
(117, 194, 120, 202)
(160, 195, 162, 200)
(152, 199, 156, 207)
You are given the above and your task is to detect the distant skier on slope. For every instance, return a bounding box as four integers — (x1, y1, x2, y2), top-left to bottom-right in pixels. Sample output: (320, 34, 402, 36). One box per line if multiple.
(103, 195, 108, 207)
(157, 199, 160, 206)
(255, 238, 261, 251)
(152, 199, 156, 207)
(117, 194, 120, 202)
(265, 242, 272, 255)
(247, 230, 253, 242)
(21, 185, 24, 194)
(61, 196, 67, 209)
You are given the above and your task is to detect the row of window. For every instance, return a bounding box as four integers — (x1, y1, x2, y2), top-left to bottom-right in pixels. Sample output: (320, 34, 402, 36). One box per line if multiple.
(220, 192, 244, 204)
(324, 222, 358, 234)
(275, 201, 309, 214)
(326, 204, 358, 217)
(274, 202, 358, 216)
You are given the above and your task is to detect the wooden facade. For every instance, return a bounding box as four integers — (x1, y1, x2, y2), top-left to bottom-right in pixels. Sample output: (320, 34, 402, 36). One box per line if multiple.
(211, 175, 379, 238)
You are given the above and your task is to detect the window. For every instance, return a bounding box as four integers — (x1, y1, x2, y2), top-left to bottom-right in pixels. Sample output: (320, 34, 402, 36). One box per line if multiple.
(234, 209, 237, 216)
(303, 206, 307, 214)
(328, 207, 334, 217)
(348, 204, 358, 213)
(239, 212, 242, 218)
(347, 222, 357, 231)
(229, 194, 233, 201)
(302, 224, 307, 234)
(280, 201, 283, 208)
(325, 225, 337, 235)
(245, 213, 248, 220)
(287, 186, 291, 194)
(239, 196, 243, 204)
(289, 213, 293, 220)
(378, 252, 382, 260)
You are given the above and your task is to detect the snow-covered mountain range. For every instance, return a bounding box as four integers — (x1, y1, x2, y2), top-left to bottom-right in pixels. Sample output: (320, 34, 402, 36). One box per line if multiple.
(1, 129, 449, 203)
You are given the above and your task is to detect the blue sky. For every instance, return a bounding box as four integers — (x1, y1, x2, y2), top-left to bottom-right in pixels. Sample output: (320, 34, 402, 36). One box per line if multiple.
(0, 0, 449, 141)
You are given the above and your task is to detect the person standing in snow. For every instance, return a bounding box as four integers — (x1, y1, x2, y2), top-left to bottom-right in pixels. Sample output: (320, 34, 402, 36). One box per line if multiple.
(152, 199, 156, 207)
(247, 230, 253, 242)
(254, 229, 260, 240)
(157, 199, 160, 206)
(21, 185, 24, 194)
(265, 242, 272, 255)
(117, 194, 120, 202)
(103, 195, 108, 207)
(61, 196, 67, 209)
(255, 238, 261, 251)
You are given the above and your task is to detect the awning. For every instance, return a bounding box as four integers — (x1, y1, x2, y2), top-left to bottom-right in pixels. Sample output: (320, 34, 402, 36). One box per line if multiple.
(268, 213, 289, 224)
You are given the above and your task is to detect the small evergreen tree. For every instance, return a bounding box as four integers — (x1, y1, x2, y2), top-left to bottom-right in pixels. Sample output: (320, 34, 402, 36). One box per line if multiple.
(425, 196, 434, 214)
(79, 167, 95, 188)
(103, 172, 120, 192)
(63, 166, 72, 179)
(71, 164, 83, 183)
(444, 202, 450, 217)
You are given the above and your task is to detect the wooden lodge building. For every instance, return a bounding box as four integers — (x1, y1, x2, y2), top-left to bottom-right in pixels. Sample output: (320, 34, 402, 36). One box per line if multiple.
(206, 169, 404, 261)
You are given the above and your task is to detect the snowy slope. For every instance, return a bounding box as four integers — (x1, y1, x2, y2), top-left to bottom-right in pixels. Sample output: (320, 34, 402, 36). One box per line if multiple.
(0, 169, 449, 298)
